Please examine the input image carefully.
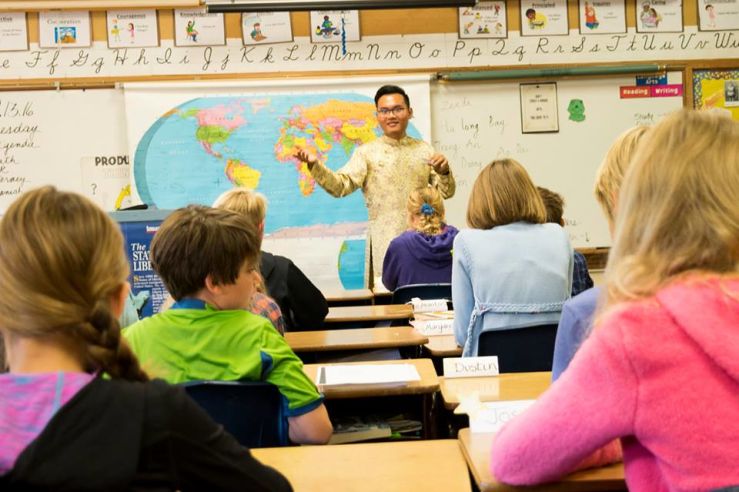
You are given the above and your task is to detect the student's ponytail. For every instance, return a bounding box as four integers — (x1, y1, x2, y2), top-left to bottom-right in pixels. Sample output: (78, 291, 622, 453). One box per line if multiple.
(0, 186, 148, 381)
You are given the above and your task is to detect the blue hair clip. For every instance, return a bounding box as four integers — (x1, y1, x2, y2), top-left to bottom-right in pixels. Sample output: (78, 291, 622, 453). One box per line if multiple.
(420, 203, 435, 216)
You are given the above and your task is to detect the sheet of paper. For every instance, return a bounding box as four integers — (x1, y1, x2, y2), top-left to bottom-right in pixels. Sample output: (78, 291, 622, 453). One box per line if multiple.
(317, 364, 421, 386)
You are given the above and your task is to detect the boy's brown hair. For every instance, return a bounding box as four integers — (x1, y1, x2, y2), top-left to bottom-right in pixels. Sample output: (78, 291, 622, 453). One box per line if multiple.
(537, 186, 565, 225)
(151, 205, 262, 300)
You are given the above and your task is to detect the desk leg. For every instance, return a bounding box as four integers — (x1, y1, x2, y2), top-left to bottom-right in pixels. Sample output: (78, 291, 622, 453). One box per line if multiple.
(422, 393, 437, 439)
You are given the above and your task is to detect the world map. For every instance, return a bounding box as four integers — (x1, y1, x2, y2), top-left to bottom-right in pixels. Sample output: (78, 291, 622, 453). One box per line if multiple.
(133, 93, 423, 288)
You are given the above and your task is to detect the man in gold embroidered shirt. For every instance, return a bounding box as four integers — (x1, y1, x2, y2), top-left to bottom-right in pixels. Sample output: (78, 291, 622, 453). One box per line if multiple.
(295, 85, 455, 284)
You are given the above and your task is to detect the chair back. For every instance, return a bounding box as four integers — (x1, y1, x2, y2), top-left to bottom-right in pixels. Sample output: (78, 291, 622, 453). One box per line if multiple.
(391, 283, 452, 306)
(477, 324, 558, 373)
(182, 380, 288, 448)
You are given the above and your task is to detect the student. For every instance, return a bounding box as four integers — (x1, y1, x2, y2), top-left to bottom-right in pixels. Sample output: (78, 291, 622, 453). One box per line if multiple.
(213, 188, 328, 332)
(491, 110, 739, 490)
(551, 126, 649, 380)
(381, 186, 459, 291)
(453, 159, 573, 357)
(0, 187, 291, 490)
(124, 205, 333, 445)
(537, 186, 594, 297)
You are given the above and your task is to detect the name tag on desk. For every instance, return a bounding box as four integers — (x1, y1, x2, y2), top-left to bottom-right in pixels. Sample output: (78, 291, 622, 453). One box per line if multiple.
(411, 318, 454, 336)
(470, 400, 535, 433)
(443, 356, 499, 378)
(410, 298, 449, 313)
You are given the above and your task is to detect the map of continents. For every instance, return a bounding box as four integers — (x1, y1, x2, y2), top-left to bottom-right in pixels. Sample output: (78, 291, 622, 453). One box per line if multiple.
(133, 93, 423, 288)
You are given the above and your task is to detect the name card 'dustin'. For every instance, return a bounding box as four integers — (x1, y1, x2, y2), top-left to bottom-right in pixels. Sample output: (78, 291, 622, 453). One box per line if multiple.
(443, 356, 500, 378)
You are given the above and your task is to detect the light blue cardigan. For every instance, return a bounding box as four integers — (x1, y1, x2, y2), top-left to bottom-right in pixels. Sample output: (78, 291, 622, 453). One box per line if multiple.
(452, 222, 573, 357)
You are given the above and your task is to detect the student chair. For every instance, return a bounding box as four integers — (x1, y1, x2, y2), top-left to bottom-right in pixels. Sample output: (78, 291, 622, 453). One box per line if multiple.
(182, 381, 288, 448)
(391, 283, 452, 306)
(477, 324, 559, 373)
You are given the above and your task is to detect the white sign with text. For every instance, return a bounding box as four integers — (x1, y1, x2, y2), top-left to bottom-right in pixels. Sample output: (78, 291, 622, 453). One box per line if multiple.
(443, 356, 500, 378)
(470, 400, 535, 433)
(411, 318, 455, 336)
(410, 298, 449, 313)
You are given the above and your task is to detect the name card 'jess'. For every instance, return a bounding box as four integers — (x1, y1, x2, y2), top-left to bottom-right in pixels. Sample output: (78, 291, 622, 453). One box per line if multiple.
(443, 356, 499, 378)
(410, 298, 448, 313)
(471, 400, 535, 433)
(411, 318, 454, 336)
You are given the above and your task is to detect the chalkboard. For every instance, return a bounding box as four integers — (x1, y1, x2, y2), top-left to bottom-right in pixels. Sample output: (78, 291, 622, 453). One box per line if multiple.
(430, 72, 685, 247)
(0, 88, 129, 214)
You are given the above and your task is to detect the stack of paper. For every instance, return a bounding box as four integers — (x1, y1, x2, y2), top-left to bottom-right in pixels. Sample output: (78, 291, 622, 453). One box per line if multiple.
(316, 364, 421, 386)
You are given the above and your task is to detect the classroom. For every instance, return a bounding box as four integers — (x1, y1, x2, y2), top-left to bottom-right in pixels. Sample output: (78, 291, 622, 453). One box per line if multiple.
(0, 0, 738, 490)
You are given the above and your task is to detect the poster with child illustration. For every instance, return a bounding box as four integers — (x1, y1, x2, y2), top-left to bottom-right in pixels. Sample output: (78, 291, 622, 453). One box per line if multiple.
(636, 0, 683, 33)
(242, 12, 293, 45)
(173, 9, 225, 46)
(458, 1, 507, 39)
(698, 0, 739, 31)
(519, 0, 569, 36)
(309, 10, 360, 43)
(578, 0, 626, 34)
(107, 10, 159, 48)
(39, 11, 91, 48)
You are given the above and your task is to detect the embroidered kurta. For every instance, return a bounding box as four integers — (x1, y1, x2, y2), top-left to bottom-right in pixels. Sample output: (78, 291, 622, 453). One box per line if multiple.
(309, 135, 455, 281)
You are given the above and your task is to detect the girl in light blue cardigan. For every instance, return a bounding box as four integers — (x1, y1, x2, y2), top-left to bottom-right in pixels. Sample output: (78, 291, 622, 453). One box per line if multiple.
(453, 159, 573, 357)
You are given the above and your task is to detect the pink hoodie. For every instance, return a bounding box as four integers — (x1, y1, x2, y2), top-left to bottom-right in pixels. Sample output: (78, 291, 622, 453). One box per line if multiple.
(491, 276, 739, 491)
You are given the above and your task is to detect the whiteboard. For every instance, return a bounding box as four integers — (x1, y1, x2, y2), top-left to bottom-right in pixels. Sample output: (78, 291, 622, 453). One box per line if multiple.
(0, 89, 129, 214)
(431, 73, 684, 247)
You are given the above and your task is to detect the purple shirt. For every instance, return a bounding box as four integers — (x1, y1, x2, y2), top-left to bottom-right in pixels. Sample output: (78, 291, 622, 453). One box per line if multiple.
(381, 225, 459, 291)
(0, 372, 94, 474)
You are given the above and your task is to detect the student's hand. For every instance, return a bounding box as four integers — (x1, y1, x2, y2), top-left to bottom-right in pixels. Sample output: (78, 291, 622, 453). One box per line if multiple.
(294, 148, 318, 169)
(427, 153, 450, 175)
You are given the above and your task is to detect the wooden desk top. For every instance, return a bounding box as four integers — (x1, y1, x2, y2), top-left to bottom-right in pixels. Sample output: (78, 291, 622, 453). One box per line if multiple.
(425, 334, 463, 357)
(253, 439, 472, 492)
(440, 372, 551, 410)
(322, 288, 374, 303)
(303, 358, 440, 399)
(458, 429, 626, 492)
(286, 326, 428, 353)
(325, 304, 413, 323)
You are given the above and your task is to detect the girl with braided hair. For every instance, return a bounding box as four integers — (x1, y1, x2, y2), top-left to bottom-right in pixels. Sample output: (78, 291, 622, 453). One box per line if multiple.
(0, 187, 290, 491)
(381, 186, 459, 291)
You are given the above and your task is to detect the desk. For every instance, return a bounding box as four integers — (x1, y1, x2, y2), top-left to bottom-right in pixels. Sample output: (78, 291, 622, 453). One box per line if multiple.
(325, 304, 413, 323)
(440, 372, 551, 410)
(253, 439, 472, 492)
(304, 358, 440, 438)
(424, 334, 462, 357)
(304, 358, 439, 399)
(458, 428, 626, 491)
(323, 288, 374, 305)
(286, 326, 428, 354)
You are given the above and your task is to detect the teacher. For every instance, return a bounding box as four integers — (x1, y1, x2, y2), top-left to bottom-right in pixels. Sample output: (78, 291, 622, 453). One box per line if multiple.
(295, 85, 455, 283)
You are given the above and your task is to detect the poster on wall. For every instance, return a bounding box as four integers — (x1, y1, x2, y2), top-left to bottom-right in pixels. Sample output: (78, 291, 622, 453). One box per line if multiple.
(0, 12, 28, 52)
(458, 1, 508, 39)
(694, 69, 739, 121)
(173, 9, 226, 46)
(38, 11, 91, 48)
(519, 0, 569, 36)
(107, 10, 159, 48)
(636, 0, 683, 33)
(579, 0, 627, 34)
(309, 10, 360, 43)
(697, 0, 739, 30)
(520, 82, 559, 133)
(242, 11, 293, 45)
